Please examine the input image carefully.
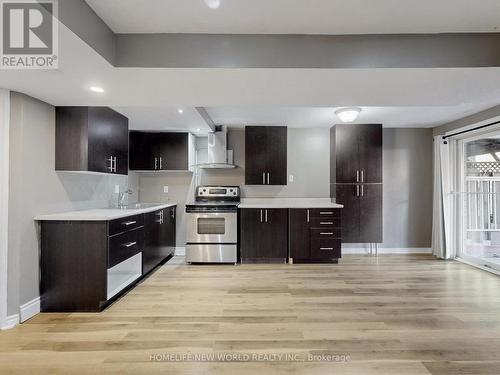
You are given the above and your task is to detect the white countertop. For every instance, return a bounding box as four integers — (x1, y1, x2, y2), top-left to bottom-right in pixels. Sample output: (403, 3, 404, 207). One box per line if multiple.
(34, 203, 177, 221)
(238, 198, 343, 209)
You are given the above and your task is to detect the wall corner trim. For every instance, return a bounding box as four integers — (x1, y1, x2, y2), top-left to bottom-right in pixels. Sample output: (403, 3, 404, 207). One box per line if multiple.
(19, 297, 41, 323)
(1, 314, 19, 330)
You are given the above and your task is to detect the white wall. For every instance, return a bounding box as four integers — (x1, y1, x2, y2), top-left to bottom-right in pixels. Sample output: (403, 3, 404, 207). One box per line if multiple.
(7, 92, 138, 318)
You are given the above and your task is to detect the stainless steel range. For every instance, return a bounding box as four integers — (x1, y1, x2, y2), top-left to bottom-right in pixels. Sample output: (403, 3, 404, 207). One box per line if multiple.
(185, 186, 240, 264)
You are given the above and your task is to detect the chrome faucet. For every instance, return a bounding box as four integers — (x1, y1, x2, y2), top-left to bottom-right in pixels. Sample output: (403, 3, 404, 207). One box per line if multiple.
(118, 189, 133, 208)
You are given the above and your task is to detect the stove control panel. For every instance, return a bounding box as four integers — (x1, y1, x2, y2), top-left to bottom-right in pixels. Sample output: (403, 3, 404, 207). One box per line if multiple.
(196, 186, 240, 198)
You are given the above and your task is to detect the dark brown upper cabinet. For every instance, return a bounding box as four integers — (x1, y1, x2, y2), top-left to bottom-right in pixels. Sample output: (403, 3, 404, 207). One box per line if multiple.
(56, 107, 129, 175)
(129, 131, 194, 171)
(245, 126, 287, 185)
(331, 124, 382, 183)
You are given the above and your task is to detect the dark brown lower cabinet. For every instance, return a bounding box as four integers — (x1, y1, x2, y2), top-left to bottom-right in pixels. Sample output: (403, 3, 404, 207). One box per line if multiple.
(335, 184, 382, 243)
(39, 207, 176, 312)
(289, 208, 342, 263)
(239, 208, 288, 262)
(143, 207, 176, 275)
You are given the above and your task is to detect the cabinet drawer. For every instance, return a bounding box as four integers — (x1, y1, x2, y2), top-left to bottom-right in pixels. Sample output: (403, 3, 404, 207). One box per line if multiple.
(309, 217, 341, 228)
(108, 228, 144, 268)
(310, 238, 341, 259)
(310, 228, 341, 239)
(308, 208, 341, 218)
(109, 214, 144, 236)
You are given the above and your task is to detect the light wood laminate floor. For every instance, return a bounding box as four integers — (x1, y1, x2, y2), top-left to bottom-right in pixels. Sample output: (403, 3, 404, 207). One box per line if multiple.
(1, 255, 500, 374)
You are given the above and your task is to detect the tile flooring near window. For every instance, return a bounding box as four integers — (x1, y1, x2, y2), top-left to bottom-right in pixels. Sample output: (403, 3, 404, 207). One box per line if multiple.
(1, 255, 500, 374)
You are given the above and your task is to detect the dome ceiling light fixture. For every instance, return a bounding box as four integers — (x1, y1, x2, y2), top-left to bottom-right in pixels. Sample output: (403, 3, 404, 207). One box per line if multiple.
(204, 0, 221, 9)
(335, 107, 362, 123)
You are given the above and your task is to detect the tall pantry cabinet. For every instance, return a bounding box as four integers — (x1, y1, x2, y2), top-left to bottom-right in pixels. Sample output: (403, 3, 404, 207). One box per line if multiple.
(330, 124, 383, 243)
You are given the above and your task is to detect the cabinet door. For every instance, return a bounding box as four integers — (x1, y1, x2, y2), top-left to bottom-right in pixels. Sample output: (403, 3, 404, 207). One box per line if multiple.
(359, 184, 383, 243)
(263, 208, 288, 258)
(129, 132, 156, 171)
(334, 125, 360, 183)
(336, 184, 360, 243)
(166, 206, 176, 253)
(289, 209, 310, 259)
(87, 107, 115, 174)
(266, 127, 287, 185)
(245, 127, 268, 185)
(143, 211, 162, 275)
(109, 111, 129, 175)
(358, 124, 382, 183)
(240, 208, 264, 258)
(157, 133, 189, 170)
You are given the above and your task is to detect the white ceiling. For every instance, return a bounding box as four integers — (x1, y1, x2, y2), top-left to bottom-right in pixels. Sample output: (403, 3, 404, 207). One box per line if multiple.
(0, 16, 499, 132)
(86, 0, 500, 34)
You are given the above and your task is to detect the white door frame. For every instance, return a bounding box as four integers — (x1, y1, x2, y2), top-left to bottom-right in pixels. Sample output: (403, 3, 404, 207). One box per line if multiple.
(0, 89, 10, 329)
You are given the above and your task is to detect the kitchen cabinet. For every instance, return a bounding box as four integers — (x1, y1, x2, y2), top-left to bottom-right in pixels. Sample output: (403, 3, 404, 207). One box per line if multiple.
(289, 208, 342, 263)
(143, 206, 176, 275)
(39, 207, 176, 312)
(331, 124, 383, 243)
(335, 184, 382, 243)
(129, 131, 195, 171)
(239, 208, 288, 262)
(245, 126, 287, 185)
(332, 124, 382, 183)
(55, 107, 129, 175)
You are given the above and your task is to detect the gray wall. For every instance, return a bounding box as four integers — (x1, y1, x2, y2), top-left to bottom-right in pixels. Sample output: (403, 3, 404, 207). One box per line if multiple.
(139, 127, 433, 249)
(382, 128, 433, 248)
(7, 93, 138, 315)
(433, 104, 500, 135)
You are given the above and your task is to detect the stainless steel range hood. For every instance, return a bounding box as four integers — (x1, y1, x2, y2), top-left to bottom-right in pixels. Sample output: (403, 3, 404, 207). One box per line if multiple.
(197, 126, 236, 169)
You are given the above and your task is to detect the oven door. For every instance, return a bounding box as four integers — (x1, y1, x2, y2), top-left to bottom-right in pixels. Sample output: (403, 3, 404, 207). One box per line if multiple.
(186, 212, 237, 244)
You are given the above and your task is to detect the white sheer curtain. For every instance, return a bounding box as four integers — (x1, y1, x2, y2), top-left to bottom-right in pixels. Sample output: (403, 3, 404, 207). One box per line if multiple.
(432, 136, 454, 259)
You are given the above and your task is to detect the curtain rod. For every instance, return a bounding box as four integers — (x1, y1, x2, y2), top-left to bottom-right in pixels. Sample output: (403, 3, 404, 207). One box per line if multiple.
(442, 120, 500, 140)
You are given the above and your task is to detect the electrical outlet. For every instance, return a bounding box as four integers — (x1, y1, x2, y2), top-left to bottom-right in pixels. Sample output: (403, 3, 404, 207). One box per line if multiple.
(289, 174, 294, 182)
(114, 185, 120, 194)
(163, 186, 169, 193)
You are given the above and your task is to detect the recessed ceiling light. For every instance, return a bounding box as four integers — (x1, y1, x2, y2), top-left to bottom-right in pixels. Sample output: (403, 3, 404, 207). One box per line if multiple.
(196, 128, 201, 132)
(335, 107, 362, 123)
(204, 0, 221, 9)
(89, 86, 104, 93)
(178, 109, 184, 114)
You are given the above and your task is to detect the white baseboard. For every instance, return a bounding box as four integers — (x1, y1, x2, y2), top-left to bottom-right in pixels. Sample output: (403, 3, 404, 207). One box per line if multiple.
(175, 247, 185, 256)
(1, 314, 19, 330)
(19, 297, 40, 323)
(342, 247, 432, 254)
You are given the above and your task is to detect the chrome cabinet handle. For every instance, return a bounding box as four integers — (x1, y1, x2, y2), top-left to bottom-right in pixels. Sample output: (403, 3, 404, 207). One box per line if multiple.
(107, 156, 114, 172)
(361, 185, 364, 197)
(265, 209, 268, 223)
(320, 232, 334, 235)
(123, 241, 137, 248)
(114, 157, 117, 172)
(160, 157, 163, 169)
(320, 212, 333, 215)
(356, 170, 359, 182)
(267, 172, 270, 185)
(122, 221, 137, 226)
(356, 185, 360, 197)
(307, 209, 310, 223)
(262, 173, 265, 185)
(320, 222, 333, 225)
(320, 247, 334, 250)
(260, 209, 263, 223)
(361, 170, 364, 182)
(155, 157, 158, 170)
